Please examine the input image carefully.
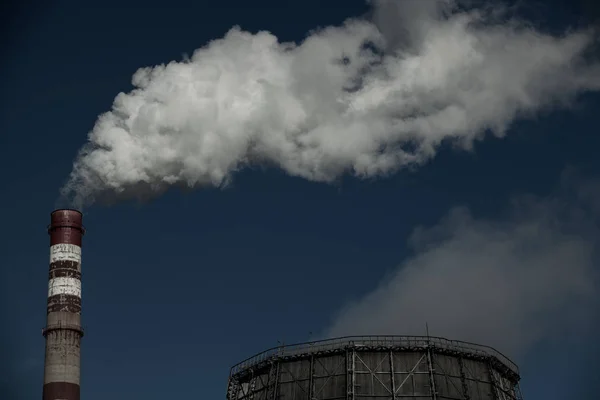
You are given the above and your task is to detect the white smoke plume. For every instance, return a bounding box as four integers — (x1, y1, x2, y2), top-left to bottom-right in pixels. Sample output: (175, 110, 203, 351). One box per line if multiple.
(62, 0, 600, 206)
(325, 171, 600, 359)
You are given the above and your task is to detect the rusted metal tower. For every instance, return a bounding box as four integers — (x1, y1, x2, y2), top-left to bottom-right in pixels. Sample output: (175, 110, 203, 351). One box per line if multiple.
(42, 209, 85, 400)
(227, 335, 524, 400)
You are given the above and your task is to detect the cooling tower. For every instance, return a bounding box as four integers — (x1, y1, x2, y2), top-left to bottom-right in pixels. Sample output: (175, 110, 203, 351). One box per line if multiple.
(227, 335, 523, 400)
(42, 209, 85, 400)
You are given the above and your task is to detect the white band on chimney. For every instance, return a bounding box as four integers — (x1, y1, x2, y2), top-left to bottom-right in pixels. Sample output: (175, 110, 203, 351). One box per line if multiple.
(50, 244, 82, 264)
(48, 277, 82, 298)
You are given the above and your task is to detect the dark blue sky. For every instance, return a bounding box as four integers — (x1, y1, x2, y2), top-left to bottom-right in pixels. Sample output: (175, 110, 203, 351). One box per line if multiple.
(2, 0, 600, 399)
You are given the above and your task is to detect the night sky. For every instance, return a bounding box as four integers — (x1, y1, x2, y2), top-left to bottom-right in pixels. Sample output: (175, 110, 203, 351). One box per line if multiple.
(2, 0, 600, 399)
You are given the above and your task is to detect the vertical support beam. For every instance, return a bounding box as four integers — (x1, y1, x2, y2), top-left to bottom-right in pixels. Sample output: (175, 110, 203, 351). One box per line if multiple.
(274, 362, 280, 400)
(266, 361, 279, 400)
(515, 383, 524, 400)
(487, 362, 499, 400)
(389, 351, 396, 400)
(458, 357, 470, 400)
(346, 348, 355, 400)
(227, 376, 240, 400)
(308, 355, 314, 400)
(346, 349, 349, 400)
(497, 370, 507, 399)
(425, 347, 437, 400)
(249, 370, 256, 400)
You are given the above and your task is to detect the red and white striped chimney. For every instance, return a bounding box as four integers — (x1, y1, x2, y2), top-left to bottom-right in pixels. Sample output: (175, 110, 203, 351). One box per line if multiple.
(43, 209, 85, 400)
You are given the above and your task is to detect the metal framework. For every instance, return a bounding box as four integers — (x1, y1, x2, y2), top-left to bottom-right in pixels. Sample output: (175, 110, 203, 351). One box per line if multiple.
(227, 335, 523, 400)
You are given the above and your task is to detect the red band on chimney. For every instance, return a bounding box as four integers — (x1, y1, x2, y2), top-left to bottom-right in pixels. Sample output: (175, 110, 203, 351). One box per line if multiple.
(48, 209, 85, 246)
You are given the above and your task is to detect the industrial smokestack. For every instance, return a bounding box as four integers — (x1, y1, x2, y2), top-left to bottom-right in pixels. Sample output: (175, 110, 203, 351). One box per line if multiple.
(43, 209, 85, 400)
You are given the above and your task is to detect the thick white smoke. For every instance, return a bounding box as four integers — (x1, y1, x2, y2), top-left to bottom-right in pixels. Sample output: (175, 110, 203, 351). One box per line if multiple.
(62, 0, 600, 206)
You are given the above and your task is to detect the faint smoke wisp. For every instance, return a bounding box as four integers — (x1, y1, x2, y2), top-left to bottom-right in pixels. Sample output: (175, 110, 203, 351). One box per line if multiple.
(62, 0, 600, 206)
(325, 172, 600, 360)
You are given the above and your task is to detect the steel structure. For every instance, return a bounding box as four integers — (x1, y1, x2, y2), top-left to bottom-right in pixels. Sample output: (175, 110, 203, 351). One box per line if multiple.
(227, 335, 523, 400)
(43, 209, 85, 400)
